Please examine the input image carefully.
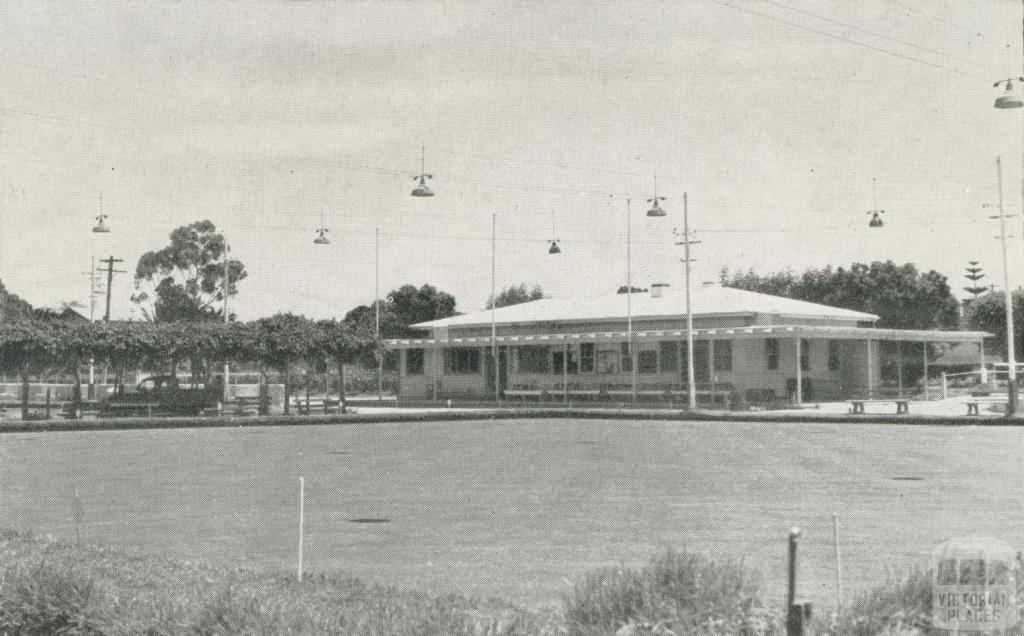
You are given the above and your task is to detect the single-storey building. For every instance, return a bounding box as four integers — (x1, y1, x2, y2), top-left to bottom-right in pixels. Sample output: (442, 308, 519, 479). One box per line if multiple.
(385, 284, 989, 406)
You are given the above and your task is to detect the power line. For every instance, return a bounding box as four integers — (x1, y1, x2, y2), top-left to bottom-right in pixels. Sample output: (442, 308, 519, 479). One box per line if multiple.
(754, 0, 987, 69)
(882, 0, 982, 38)
(707, 0, 987, 80)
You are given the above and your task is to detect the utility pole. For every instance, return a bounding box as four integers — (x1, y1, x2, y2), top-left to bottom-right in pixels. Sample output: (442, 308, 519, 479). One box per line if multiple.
(626, 198, 636, 404)
(97, 256, 125, 322)
(375, 227, 383, 402)
(674, 193, 700, 411)
(994, 157, 1017, 416)
(223, 243, 231, 404)
(491, 212, 500, 405)
(82, 256, 100, 321)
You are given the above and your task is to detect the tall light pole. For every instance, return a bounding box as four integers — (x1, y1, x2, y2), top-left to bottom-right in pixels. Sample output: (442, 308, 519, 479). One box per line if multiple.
(491, 212, 500, 404)
(996, 157, 1017, 416)
(223, 242, 231, 404)
(681, 193, 697, 410)
(993, 2, 1024, 414)
(626, 198, 637, 403)
(376, 227, 383, 402)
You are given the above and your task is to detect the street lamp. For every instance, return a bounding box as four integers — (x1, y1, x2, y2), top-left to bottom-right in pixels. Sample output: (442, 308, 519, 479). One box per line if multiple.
(994, 78, 1024, 109)
(647, 174, 667, 217)
(992, 158, 1017, 417)
(92, 193, 110, 233)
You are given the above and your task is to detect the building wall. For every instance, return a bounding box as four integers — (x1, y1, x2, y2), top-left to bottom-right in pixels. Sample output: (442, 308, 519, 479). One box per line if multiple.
(397, 337, 880, 403)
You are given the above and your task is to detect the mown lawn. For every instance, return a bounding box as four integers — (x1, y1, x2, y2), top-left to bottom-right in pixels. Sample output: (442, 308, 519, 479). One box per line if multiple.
(0, 418, 1021, 610)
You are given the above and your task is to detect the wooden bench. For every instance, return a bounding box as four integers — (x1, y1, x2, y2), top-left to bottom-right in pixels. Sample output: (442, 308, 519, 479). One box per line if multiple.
(100, 401, 161, 417)
(966, 397, 1007, 415)
(227, 396, 263, 415)
(291, 397, 342, 415)
(851, 399, 910, 415)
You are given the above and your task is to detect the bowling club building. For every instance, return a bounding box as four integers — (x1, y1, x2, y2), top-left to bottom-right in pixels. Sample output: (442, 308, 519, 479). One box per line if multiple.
(384, 283, 988, 406)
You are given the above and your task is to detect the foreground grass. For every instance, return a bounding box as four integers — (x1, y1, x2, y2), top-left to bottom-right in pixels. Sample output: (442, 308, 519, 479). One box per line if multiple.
(11, 528, 1014, 636)
(0, 530, 790, 635)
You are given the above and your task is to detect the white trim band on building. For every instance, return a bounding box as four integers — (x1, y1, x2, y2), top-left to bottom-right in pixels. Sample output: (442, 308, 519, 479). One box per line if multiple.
(385, 325, 990, 349)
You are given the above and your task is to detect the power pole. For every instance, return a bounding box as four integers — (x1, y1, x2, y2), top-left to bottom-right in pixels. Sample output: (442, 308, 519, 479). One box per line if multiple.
(82, 255, 101, 321)
(97, 256, 125, 322)
(994, 157, 1017, 416)
(674, 193, 700, 411)
(223, 243, 231, 404)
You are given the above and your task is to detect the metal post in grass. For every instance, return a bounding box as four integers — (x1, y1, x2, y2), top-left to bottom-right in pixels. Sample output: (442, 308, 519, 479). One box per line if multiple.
(297, 477, 305, 582)
(833, 514, 843, 617)
(45, 388, 51, 420)
(72, 488, 83, 545)
(786, 526, 811, 636)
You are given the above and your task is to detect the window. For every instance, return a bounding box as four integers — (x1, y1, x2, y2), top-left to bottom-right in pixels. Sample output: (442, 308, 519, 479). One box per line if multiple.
(580, 343, 595, 373)
(800, 339, 810, 372)
(406, 348, 425, 375)
(621, 342, 632, 373)
(518, 346, 550, 373)
(828, 340, 840, 372)
(596, 349, 618, 374)
(444, 347, 481, 374)
(713, 340, 732, 373)
(659, 341, 678, 372)
(554, 349, 579, 374)
(638, 350, 658, 374)
(765, 339, 779, 370)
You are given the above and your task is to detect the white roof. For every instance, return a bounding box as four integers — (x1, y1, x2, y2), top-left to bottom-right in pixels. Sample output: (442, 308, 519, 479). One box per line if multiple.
(412, 284, 879, 330)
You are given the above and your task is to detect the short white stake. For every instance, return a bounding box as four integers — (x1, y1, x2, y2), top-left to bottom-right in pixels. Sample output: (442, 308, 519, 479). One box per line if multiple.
(833, 514, 843, 615)
(72, 488, 83, 545)
(297, 477, 305, 582)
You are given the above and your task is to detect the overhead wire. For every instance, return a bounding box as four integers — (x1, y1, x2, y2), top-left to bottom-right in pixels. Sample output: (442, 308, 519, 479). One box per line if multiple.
(753, 0, 988, 69)
(706, 0, 988, 80)
(882, 0, 985, 38)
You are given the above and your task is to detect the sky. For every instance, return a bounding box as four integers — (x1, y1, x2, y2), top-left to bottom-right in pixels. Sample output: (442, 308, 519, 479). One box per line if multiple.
(0, 0, 1022, 320)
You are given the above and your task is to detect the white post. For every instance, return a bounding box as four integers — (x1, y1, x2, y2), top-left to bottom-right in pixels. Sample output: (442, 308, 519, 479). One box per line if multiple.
(709, 339, 717, 408)
(562, 342, 568, 404)
(923, 341, 930, 401)
(866, 339, 874, 399)
(795, 337, 803, 405)
(297, 476, 305, 582)
(980, 342, 988, 384)
(833, 514, 843, 616)
(941, 371, 948, 400)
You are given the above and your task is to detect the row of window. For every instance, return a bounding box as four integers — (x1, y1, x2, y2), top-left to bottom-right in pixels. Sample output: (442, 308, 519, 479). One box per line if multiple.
(407, 339, 846, 375)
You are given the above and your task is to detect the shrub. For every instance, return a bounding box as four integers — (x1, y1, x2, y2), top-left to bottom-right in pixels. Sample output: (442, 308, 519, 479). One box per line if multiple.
(0, 560, 108, 635)
(562, 549, 781, 636)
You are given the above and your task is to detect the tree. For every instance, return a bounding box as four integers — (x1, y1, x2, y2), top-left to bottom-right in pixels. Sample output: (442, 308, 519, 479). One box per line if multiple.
(487, 283, 544, 309)
(965, 291, 1024, 361)
(721, 261, 960, 330)
(317, 319, 377, 408)
(0, 280, 33, 321)
(964, 261, 988, 300)
(252, 313, 323, 414)
(132, 220, 246, 323)
(344, 284, 458, 339)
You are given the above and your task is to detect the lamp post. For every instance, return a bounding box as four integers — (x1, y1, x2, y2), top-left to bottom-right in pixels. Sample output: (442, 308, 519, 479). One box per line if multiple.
(682, 193, 697, 410)
(223, 242, 231, 406)
(491, 212, 499, 404)
(992, 2, 1024, 415)
(995, 157, 1017, 416)
(376, 227, 383, 402)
